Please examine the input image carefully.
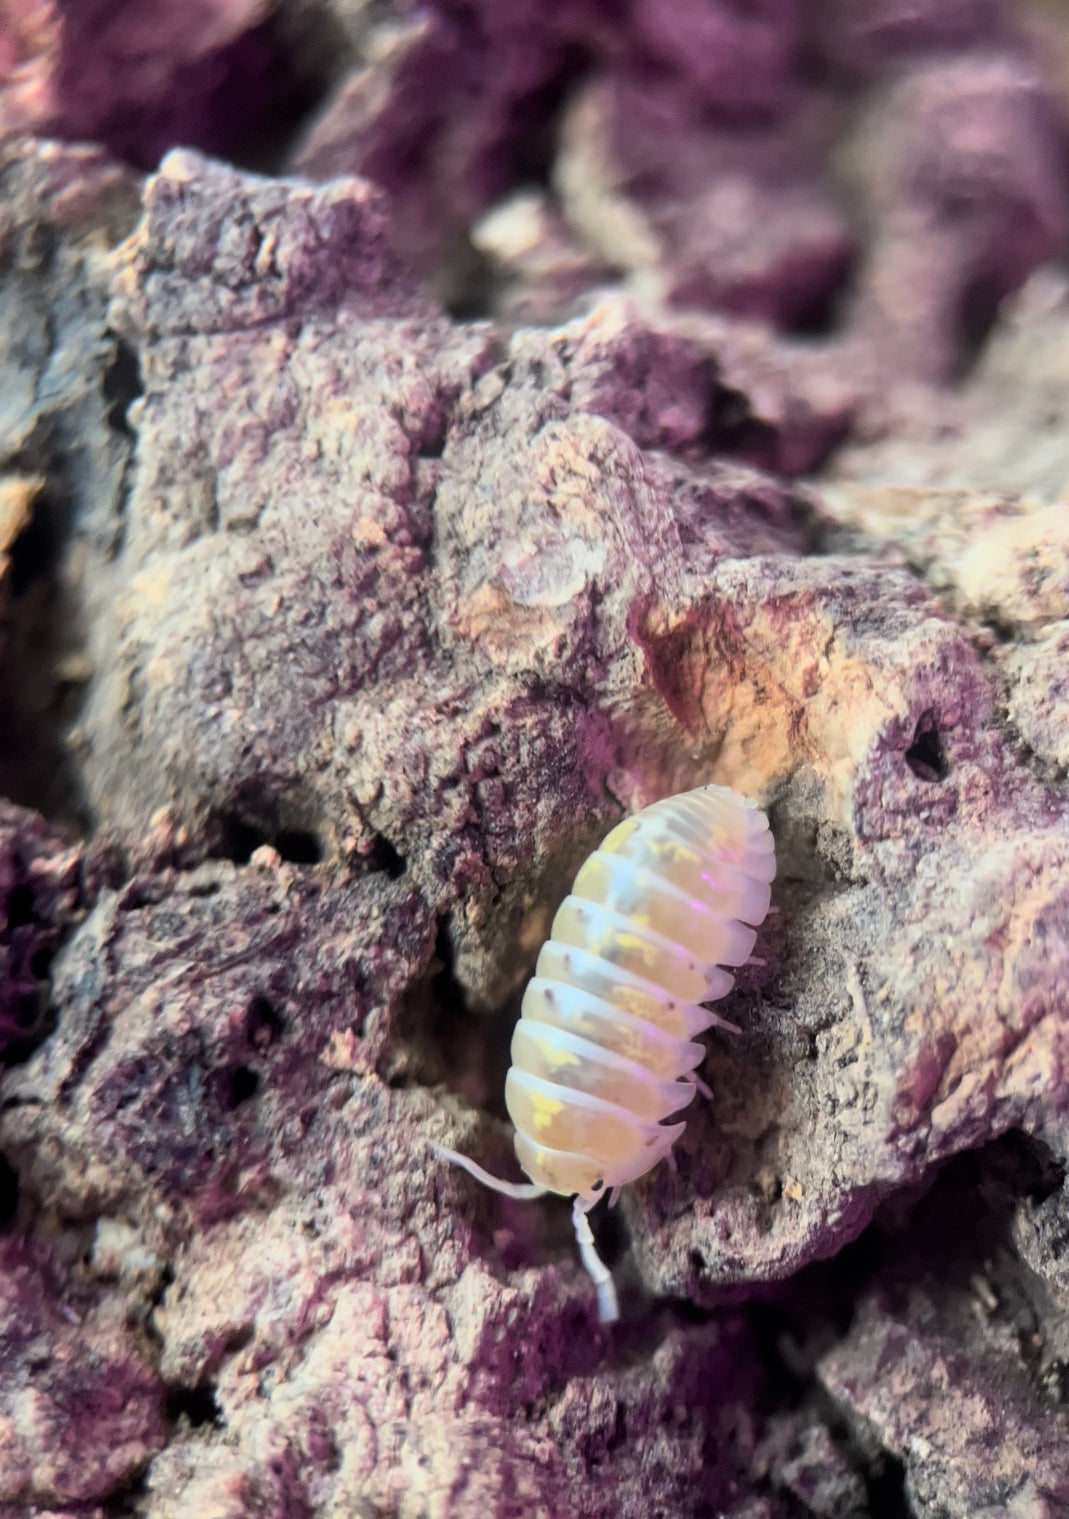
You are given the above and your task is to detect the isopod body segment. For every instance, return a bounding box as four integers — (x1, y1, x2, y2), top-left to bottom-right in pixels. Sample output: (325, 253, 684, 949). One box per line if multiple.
(435, 783, 776, 1322)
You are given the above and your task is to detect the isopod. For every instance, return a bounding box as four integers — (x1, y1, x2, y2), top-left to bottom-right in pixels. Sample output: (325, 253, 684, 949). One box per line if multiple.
(435, 783, 776, 1322)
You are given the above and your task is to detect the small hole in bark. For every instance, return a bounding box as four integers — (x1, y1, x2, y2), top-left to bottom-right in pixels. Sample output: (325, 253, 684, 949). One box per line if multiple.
(998, 1128, 1066, 1203)
(0, 1153, 19, 1229)
(8, 499, 57, 598)
(224, 1064, 260, 1107)
(2, 985, 53, 1064)
(275, 828, 321, 863)
(905, 714, 947, 782)
(227, 6, 357, 174)
(708, 386, 781, 470)
(0, 475, 89, 822)
(369, 833, 406, 879)
(216, 813, 322, 865)
(605, 1400, 628, 1454)
(438, 235, 496, 321)
(103, 338, 142, 437)
(395, 916, 516, 1105)
(150, 1262, 176, 1309)
(781, 256, 857, 339)
(417, 414, 448, 460)
(166, 1382, 222, 1429)
(245, 994, 285, 1047)
(219, 816, 262, 863)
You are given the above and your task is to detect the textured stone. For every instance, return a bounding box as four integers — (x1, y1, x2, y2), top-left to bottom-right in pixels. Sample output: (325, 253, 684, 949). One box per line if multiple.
(754, 1415, 867, 1517)
(283, 0, 1069, 378)
(0, 1236, 164, 1506)
(839, 53, 1069, 381)
(41, 142, 1069, 1358)
(820, 266, 1069, 782)
(0, 831, 776, 1514)
(555, 75, 852, 329)
(2, 852, 439, 1214)
(0, 0, 330, 170)
(142, 1200, 764, 1517)
(0, 137, 140, 817)
(821, 1301, 1069, 1517)
(291, 4, 603, 276)
(814, 1142, 1069, 1517)
(2, 4, 1069, 1514)
(471, 190, 614, 327)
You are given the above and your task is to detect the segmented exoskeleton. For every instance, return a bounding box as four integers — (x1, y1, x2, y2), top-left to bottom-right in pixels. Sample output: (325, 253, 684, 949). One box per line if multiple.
(435, 783, 776, 1321)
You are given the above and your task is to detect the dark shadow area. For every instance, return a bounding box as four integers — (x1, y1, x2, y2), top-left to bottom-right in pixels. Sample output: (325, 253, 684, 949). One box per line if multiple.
(952, 265, 1012, 384)
(707, 384, 782, 470)
(751, 1130, 1066, 1360)
(244, 993, 285, 1049)
(437, 234, 498, 322)
(54, 1, 356, 178)
(0, 480, 91, 828)
(368, 832, 407, 880)
(165, 1381, 222, 1430)
(741, 1130, 1068, 1514)
(2, 861, 60, 1068)
(211, 811, 323, 867)
(780, 248, 860, 342)
(393, 915, 517, 1107)
(102, 337, 143, 440)
(228, 3, 359, 176)
(905, 711, 948, 782)
(0, 1152, 20, 1231)
(866, 1451, 911, 1519)
(221, 1063, 260, 1108)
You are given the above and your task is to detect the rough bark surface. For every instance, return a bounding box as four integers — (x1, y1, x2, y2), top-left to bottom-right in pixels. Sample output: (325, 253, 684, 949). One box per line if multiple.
(1, 3, 1069, 1517)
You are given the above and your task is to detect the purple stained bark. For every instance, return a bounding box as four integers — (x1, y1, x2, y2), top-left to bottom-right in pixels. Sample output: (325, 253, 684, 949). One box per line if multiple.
(1, 2, 1069, 1514)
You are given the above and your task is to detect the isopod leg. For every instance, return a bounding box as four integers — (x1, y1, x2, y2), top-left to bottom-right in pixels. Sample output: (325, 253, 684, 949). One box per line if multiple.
(690, 1071, 713, 1102)
(572, 1195, 619, 1324)
(701, 1007, 741, 1034)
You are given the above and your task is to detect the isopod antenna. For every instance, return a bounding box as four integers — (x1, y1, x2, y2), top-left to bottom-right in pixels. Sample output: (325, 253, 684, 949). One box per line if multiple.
(572, 1195, 619, 1323)
(431, 1142, 548, 1200)
(432, 1143, 620, 1322)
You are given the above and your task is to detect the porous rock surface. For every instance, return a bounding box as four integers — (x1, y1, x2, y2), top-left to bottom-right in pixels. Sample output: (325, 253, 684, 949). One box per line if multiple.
(1, 3, 1069, 1517)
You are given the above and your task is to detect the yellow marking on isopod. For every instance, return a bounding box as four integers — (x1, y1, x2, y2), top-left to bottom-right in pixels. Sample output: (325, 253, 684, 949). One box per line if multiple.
(529, 1089, 566, 1126)
(599, 818, 642, 853)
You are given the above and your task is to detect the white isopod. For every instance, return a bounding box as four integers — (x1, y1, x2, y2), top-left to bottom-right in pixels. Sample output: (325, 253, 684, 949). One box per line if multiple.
(435, 783, 776, 1322)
